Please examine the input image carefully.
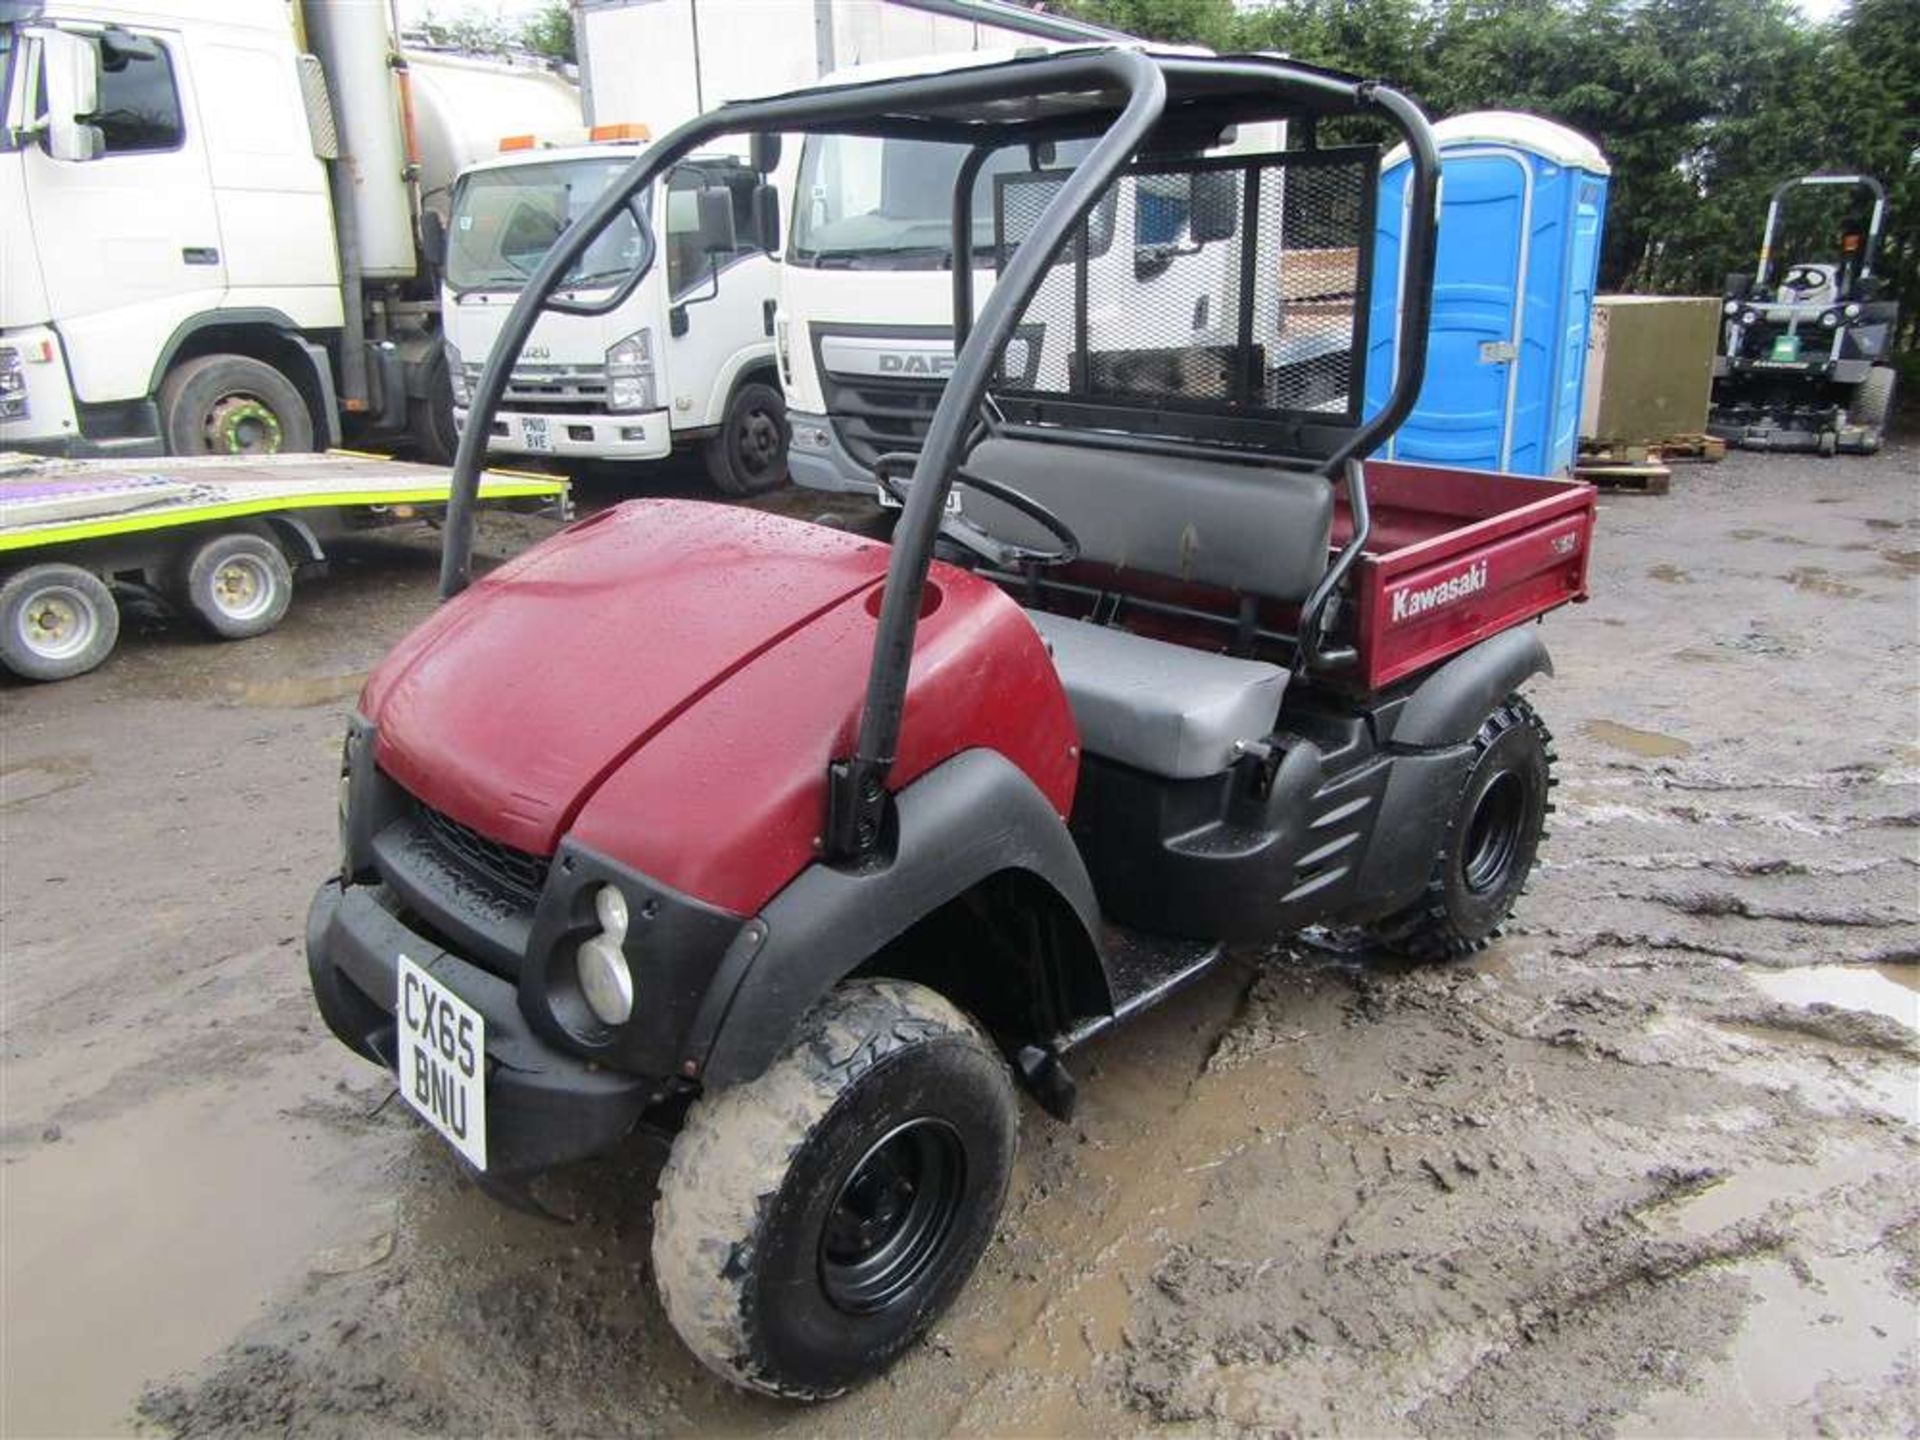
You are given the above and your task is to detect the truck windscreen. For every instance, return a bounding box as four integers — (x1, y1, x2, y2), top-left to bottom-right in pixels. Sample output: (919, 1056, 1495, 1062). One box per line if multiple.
(447, 156, 648, 294)
(790, 135, 1098, 270)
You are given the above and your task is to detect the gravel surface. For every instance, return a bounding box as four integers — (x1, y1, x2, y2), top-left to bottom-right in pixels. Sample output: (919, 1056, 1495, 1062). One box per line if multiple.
(2, 443, 1914, 1437)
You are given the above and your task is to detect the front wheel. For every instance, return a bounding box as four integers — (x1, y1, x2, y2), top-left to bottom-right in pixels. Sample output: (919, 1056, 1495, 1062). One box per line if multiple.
(158, 354, 316, 456)
(1371, 694, 1554, 961)
(703, 380, 790, 497)
(652, 979, 1017, 1398)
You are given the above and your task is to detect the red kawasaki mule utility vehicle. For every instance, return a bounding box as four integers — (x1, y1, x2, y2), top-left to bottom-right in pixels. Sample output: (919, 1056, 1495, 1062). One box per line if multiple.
(307, 49, 1595, 1398)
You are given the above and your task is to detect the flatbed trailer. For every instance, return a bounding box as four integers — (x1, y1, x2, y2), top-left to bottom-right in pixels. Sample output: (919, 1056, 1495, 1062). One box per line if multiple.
(0, 452, 569, 682)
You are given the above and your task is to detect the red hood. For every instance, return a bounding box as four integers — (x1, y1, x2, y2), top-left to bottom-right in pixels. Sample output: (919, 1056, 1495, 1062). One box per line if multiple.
(363, 500, 889, 855)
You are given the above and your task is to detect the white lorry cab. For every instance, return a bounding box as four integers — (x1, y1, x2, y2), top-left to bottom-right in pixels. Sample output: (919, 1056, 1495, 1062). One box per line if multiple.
(441, 132, 790, 494)
(1, 2, 579, 461)
(778, 50, 1283, 494)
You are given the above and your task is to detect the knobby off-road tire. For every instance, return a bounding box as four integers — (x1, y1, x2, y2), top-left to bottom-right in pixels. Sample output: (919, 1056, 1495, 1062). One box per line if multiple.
(1371, 693, 1555, 962)
(652, 978, 1017, 1398)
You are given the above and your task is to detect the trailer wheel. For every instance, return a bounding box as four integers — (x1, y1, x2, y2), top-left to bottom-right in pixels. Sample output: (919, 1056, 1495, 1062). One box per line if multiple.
(1852, 365, 1896, 437)
(1371, 694, 1554, 962)
(160, 354, 316, 456)
(652, 978, 1016, 1399)
(703, 380, 789, 497)
(181, 532, 294, 639)
(0, 564, 120, 682)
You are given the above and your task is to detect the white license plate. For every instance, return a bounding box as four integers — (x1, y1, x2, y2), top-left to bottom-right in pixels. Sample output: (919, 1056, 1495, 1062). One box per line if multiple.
(521, 416, 552, 452)
(873, 481, 963, 514)
(396, 955, 487, 1170)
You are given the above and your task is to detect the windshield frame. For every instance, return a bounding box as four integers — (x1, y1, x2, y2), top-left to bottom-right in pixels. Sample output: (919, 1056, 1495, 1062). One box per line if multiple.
(788, 132, 1108, 271)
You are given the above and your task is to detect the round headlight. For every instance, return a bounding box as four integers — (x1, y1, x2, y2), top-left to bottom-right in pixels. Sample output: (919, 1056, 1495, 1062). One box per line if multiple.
(1819, 310, 1838, 328)
(1844, 303, 1861, 319)
(576, 935, 633, 1025)
(1741, 310, 1759, 326)
(1723, 299, 1740, 316)
(595, 884, 629, 936)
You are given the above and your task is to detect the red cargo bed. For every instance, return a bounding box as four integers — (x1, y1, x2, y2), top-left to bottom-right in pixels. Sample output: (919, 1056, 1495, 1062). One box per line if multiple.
(1337, 462, 1596, 691)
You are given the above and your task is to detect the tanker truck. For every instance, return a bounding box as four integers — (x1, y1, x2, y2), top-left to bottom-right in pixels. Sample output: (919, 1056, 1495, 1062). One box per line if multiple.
(0, 1, 579, 461)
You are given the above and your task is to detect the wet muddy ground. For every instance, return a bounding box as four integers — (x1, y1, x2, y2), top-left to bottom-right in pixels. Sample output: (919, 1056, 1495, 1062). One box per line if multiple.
(3, 444, 1915, 1437)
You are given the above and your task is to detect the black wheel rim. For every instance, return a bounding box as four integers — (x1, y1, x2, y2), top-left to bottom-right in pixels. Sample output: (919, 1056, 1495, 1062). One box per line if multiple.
(1461, 770, 1526, 895)
(734, 407, 782, 478)
(819, 1118, 964, 1315)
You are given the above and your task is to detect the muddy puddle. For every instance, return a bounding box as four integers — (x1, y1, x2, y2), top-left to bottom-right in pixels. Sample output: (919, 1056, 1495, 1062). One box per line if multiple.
(0, 1054, 390, 1436)
(223, 671, 369, 708)
(1583, 718, 1695, 759)
(1750, 963, 1920, 1029)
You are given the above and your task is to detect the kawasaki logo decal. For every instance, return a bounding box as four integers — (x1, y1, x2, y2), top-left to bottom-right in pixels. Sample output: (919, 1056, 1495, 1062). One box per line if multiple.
(1390, 560, 1489, 624)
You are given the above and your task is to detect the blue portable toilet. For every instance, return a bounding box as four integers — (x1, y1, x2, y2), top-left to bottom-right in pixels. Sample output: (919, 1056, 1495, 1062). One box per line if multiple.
(1364, 112, 1610, 476)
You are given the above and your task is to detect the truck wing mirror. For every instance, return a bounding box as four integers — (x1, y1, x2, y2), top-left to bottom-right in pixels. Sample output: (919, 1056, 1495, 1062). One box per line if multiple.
(750, 132, 782, 175)
(98, 26, 161, 66)
(419, 208, 448, 269)
(751, 182, 780, 254)
(34, 27, 104, 163)
(696, 186, 737, 254)
(1190, 171, 1238, 244)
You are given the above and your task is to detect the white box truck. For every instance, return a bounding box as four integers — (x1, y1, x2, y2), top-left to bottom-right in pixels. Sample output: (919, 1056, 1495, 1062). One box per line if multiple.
(439, 128, 791, 494)
(1, 2, 579, 462)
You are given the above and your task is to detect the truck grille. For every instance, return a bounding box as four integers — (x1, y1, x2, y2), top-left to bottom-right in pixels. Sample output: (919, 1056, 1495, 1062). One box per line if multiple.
(416, 801, 550, 902)
(820, 373, 943, 467)
(464, 362, 610, 414)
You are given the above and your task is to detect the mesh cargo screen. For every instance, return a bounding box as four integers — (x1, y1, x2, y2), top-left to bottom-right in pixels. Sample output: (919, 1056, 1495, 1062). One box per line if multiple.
(991, 148, 1377, 449)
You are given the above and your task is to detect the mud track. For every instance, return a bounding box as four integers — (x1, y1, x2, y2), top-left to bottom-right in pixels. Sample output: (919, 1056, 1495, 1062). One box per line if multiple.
(2, 447, 1915, 1436)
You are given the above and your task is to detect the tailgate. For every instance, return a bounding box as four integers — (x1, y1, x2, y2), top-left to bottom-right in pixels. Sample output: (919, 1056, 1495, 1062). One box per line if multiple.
(1353, 466, 1596, 691)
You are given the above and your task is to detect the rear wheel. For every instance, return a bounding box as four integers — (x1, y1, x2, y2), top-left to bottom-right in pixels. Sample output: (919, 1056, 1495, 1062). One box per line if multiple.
(1371, 694, 1554, 961)
(179, 531, 294, 639)
(1852, 365, 1896, 436)
(652, 978, 1017, 1398)
(0, 564, 120, 681)
(159, 354, 315, 456)
(703, 380, 789, 497)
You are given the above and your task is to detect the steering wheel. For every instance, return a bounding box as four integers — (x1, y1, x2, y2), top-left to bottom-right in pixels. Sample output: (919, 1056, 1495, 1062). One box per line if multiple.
(870, 451, 1080, 569)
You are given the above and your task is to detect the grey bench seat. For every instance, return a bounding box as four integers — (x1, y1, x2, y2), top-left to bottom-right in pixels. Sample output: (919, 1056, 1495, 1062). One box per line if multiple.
(1026, 609, 1285, 779)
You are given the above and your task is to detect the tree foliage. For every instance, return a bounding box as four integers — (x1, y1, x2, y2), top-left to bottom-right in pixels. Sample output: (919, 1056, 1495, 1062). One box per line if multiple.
(1061, 0, 1919, 349)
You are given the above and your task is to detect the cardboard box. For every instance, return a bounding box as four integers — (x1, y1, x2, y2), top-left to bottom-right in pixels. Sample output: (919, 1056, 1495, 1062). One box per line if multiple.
(1579, 295, 1721, 444)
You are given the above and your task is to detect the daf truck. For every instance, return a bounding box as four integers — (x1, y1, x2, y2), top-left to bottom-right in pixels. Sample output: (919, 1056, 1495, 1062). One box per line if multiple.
(1, 2, 579, 462)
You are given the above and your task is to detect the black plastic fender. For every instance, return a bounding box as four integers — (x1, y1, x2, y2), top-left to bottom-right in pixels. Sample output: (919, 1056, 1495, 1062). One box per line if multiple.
(693, 748, 1106, 1090)
(1346, 628, 1553, 919)
(1387, 626, 1553, 748)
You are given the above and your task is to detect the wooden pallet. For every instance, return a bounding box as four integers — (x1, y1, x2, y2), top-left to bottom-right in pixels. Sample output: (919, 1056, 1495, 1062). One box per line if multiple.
(1657, 433, 1727, 463)
(1574, 458, 1671, 494)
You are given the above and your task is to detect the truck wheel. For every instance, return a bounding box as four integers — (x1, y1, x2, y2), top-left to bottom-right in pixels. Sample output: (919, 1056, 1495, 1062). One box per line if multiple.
(180, 532, 294, 639)
(652, 978, 1017, 1399)
(408, 349, 460, 464)
(1371, 694, 1554, 962)
(1852, 365, 1896, 437)
(159, 354, 316, 456)
(0, 564, 120, 682)
(703, 381, 789, 497)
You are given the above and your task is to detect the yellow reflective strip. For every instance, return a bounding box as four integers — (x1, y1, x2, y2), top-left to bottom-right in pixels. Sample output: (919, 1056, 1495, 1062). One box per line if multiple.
(0, 481, 567, 553)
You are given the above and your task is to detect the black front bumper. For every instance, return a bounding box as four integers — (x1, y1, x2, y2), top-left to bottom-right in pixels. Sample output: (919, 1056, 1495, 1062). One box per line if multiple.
(306, 879, 655, 1176)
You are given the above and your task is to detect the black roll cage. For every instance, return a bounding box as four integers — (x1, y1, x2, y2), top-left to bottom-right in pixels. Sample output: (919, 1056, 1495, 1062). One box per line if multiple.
(1755, 173, 1888, 294)
(437, 47, 1442, 863)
